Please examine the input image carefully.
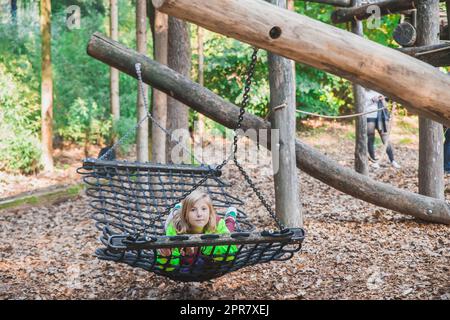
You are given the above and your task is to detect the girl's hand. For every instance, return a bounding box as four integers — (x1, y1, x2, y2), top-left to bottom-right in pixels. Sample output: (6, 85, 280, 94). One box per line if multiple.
(159, 248, 172, 257)
(181, 247, 195, 256)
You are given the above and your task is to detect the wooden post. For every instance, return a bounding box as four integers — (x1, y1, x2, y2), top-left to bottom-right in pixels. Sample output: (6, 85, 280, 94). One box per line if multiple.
(267, 0, 302, 228)
(86, 33, 450, 224)
(110, 0, 120, 143)
(40, 0, 54, 172)
(149, 7, 168, 163)
(447, 0, 450, 39)
(151, 0, 450, 127)
(397, 43, 450, 67)
(196, 26, 206, 143)
(351, 0, 368, 175)
(136, 0, 149, 162)
(166, 17, 191, 163)
(417, 0, 444, 200)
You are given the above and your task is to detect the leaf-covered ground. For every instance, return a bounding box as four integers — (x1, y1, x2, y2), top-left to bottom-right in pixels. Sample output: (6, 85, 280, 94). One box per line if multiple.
(1, 117, 449, 299)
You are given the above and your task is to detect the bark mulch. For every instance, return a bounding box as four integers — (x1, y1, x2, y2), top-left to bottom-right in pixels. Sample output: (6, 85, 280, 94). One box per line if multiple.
(1, 119, 449, 299)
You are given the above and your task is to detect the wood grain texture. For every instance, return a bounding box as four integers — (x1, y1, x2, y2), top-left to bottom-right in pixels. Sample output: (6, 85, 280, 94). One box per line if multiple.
(152, 0, 450, 127)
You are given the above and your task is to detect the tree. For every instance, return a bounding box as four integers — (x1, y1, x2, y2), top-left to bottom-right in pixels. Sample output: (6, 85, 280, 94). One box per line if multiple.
(148, 2, 168, 163)
(40, 0, 53, 172)
(196, 25, 205, 143)
(166, 17, 191, 163)
(351, 0, 368, 175)
(136, 0, 149, 162)
(110, 0, 120, 143)
(11, 0, 17, 24)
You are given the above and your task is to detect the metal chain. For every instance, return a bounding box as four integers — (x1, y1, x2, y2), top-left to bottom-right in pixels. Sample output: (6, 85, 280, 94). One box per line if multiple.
(216, 48, 259, 171)
(218, 48, 284, 230)
(99, 63, 202, 164)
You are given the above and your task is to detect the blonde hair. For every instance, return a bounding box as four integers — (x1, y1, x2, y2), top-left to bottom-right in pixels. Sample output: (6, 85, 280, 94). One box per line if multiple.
(171, 190, 217, 234)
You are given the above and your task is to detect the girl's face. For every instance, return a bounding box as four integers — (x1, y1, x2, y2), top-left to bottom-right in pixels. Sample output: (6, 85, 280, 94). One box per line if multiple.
(187, 198, 210, 232)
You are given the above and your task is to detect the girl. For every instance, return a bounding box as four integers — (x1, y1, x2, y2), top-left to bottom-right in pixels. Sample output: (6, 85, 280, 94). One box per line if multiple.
(156, 190, 238, 271)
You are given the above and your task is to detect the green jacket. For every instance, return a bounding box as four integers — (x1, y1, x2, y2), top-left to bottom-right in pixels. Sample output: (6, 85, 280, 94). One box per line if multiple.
(156, 219, 238, 271)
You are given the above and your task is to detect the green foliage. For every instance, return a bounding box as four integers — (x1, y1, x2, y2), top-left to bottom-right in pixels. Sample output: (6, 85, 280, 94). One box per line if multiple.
(0, 64, 41, 174)
(203, 35, 269, 118)
(0, 3, 42, 174)
(0, 0, 405, 174)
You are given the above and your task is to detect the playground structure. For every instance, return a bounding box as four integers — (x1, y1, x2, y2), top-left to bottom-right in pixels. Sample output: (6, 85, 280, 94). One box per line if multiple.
(86, 0, 450, 224)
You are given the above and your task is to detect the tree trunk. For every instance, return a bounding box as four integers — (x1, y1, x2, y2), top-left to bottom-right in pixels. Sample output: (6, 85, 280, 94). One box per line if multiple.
(447, 1, 450, 40)
(11, 0, 17, 24)
(152, 0, 450, 128)
(40, 0, 53, 172)
(86, 32, 450, 224)
(166, 17, 191, 163)
(417, 0, 444, 200)
(267, 1, 302, 228)
(148, 6, 168, 163)
(351, 0, 369, 176)
(136, 0, 149, 162)
(196, 25, 206, 144)
(110, 0, 120, 143)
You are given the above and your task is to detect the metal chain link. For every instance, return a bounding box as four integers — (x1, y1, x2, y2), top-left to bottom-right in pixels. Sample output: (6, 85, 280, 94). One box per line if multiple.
(218, 48, 284, 230)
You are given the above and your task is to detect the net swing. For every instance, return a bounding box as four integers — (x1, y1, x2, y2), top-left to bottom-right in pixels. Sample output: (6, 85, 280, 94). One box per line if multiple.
(77, 48, 305, 282)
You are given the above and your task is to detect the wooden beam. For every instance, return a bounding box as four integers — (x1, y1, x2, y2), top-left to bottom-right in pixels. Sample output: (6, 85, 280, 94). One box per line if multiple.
(331, 0, 445, 24)
(267, 0, 302, 228)
(298, 0, 351, 7)
(447, 0, 450, 39)
(398, 43, 450, 67)
(87, 33, 450, 224)
(351, 0, 369, 175)
(0, 184, 84, 211)
(152, 0, 450, 128)
(417, 0, 444, 200)
(106, 228, 305, 250)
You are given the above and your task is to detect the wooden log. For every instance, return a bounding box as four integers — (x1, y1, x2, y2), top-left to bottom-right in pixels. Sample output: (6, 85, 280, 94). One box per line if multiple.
(351, 0, 369, 176)
(398, 43, 450, 67)
(136, 0, 149, 162)
(331, 0, 445, 24)
(152, 0, 450, 128)
(417, 0, 444, 200)
(267, 0, 302, 228)
(87, 33, 450, 224)
(298, 0, 351, 7)
(447, 1, 450, 39)
(109, 0, 120, 136)
(393, 21, 417, 46)
(0, 184, 84, 211)
(150, 8, 168, 163)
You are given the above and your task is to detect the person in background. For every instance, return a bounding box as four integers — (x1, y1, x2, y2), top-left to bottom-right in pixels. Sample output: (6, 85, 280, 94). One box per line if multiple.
(364, 88, 401, 169)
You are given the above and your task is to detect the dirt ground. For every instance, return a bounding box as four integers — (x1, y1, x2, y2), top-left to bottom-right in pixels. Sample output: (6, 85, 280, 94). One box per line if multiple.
(1, 117, 449, 300)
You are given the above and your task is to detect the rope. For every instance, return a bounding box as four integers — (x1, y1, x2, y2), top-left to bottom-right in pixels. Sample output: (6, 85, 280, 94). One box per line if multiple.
(265, 102, 388, 120)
